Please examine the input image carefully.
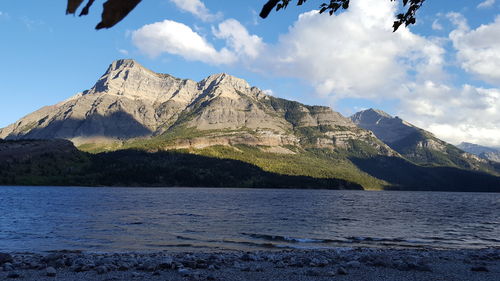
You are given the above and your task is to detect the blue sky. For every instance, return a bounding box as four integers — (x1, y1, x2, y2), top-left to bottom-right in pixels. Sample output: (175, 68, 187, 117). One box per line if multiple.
(1, 0, 500, 146)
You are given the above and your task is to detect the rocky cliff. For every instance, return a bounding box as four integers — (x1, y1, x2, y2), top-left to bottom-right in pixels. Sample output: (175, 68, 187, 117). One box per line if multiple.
(457, 142, 500, 163)
(351, 109, 493, 171)
(2, 60, 500, 191)
(0, 59, 393, 156)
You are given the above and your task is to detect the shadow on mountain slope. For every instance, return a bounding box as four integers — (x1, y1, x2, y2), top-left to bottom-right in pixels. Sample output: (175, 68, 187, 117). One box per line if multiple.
(5, 112, 153, 140)
(349, 155, 500, 192)
(86, 150, 362, 189)
(0, 140, 362, 189)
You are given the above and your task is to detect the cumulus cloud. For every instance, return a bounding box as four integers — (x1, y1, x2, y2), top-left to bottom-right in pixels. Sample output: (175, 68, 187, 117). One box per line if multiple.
(132, 18, 266, 65)
(432, 19, 443, 30)
(131, 0, 500, 146)
(258, 0, 445, 101)
(169, 0, 221, 22)
(477, 0, 496, 9)
(136, 0, 444, 98)
(132, 20, 235, 64)
(255, 4, 500, 145)
(449, 14, 500, 86)
(400, 83, 500, 146)
(213, 19, 265, 59)
(394, 14, 500, 146)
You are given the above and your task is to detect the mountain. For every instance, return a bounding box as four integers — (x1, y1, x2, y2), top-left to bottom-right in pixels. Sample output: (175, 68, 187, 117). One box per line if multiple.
(1, 60, 500, 191)
(457, 142, 500, 163)
(350, 109, 494, 172)
(0, 59, 390, 153)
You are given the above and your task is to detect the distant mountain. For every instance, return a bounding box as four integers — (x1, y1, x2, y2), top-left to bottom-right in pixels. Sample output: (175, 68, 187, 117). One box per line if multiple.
(1, 60, 499, 191)
(457, 142, 500, 163)
(350, 109, 494, 172)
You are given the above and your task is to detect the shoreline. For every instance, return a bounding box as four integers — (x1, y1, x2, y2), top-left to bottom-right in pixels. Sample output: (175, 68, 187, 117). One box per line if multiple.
(1, 248, 499, 281)
(3, 186, 500, 194)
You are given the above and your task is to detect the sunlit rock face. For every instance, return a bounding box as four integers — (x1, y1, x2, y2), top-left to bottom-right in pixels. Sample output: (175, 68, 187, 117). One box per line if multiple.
(351, 108, 419, 144)
(0, 59, 392, 155)
(457, 142, 500, 163)
(350, 109, 491, 169)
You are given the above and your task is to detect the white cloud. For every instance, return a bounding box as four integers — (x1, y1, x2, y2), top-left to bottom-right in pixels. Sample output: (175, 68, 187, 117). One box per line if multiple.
(256, 0, 445, 101)
(395, 14, 500, 146)
(477, 0, 496, 9)
(449, 14, 500, 86)
(118, 49, 129, 55)
(169, 0, 221, 22)
(432, 19, 443, 30)
(136, 0, 445, 100)
(132, 18, 265, 65)
(262, 89, 274, 96)
(400, 83, 500, 146)
(131, 0, 500, 146)
(132, 20, 235, 64)
(212, 19, 264, 59)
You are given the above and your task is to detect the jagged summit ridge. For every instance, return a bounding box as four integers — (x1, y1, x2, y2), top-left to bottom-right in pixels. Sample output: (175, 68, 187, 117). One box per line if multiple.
(351, 108, 492, 170)
(350, 108, 417, 143)
(0, 59, 384, 154)
(351, 108, 392, 121)
(3, 60, 500, 190)
(458, 142, 500, 163)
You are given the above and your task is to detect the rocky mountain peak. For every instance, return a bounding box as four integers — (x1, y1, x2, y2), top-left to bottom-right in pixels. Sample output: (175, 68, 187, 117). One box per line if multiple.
(0, 60, 391, 157)
(108, 58, 141, 71)
(351, 109, 419, 144)
(88, 59, 193, 102)
(350, 108, 392, 123)
(457, 142, 500, 162)
(200, 73, 251, 93)
(458, 142, 498, 153)
(100, 59, 160, 81)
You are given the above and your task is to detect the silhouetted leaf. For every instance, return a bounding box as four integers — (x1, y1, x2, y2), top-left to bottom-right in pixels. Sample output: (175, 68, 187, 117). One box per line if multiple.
(66, 0, 84, 14)
(67, 0, 425, 32)
(95, 0, 142, 30)
(260, 0, 425, 31)
(262, 0, 280, 18)
(79, 0, 96, 16)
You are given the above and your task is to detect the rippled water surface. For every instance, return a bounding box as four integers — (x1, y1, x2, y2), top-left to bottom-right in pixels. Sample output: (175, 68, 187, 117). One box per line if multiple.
(1, 186, 499, 252)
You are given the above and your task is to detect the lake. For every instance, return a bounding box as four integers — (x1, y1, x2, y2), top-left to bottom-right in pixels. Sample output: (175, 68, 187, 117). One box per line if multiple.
(1, 186, 499, 253)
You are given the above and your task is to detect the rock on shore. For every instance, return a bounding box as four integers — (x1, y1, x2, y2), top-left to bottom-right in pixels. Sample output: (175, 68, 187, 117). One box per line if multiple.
(1, 248, 499, 281)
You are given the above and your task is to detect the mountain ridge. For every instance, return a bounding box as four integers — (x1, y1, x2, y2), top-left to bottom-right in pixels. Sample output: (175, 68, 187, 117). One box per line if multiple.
(457, 142, 500, 163)
(0, 59, 392, 156)
(350, 108, 496, 173)
(1, 60, 499, 191)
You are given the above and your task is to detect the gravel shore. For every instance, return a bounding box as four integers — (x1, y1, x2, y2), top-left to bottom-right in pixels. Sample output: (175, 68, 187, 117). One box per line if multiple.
(1, 248, 499, 281)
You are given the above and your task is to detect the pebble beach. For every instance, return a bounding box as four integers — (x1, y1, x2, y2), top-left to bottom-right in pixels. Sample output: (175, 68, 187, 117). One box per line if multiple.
(1, 248, 499, 281)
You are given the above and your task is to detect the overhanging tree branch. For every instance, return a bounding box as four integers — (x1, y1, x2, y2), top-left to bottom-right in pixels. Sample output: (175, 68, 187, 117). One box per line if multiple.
(259, 0, 426, 31)
(66, 0, 142, 30)
(66, 0, 425, 32)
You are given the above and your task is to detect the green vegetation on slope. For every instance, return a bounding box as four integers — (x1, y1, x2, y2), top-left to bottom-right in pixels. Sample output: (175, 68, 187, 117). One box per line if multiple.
(350, 155, 500, 192)
(0, 149, 90, 186)
(389, 130, 500, 175)
(192, 145, 387, 190)
(0, 141, 361, 189)
(2, 138, 500, 192)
